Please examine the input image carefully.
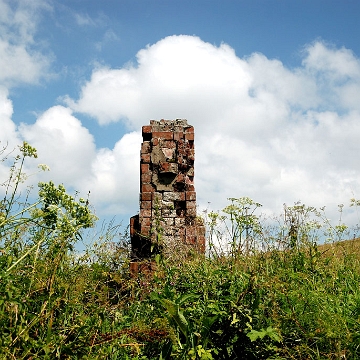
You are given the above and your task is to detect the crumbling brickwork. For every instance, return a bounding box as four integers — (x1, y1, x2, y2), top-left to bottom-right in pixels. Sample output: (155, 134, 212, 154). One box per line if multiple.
(130, 119, 205, 262)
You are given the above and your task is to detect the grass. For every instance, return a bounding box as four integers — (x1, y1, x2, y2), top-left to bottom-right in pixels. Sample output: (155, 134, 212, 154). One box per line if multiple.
(1, 143, 360, 358)
(2, 211, 360, 359)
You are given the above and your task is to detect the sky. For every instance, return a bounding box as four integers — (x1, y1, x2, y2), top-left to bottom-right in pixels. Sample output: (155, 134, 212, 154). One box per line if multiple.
(1, 0, 360, 233)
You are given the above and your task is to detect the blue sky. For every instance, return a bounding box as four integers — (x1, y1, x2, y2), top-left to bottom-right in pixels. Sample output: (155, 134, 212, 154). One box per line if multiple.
(2, 0, 360, 231)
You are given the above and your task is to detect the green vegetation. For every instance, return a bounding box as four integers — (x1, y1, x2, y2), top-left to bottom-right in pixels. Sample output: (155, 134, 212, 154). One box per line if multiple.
(1, 142, 360, 359)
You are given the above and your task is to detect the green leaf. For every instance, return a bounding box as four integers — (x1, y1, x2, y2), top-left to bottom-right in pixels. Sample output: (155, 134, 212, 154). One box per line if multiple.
(247, 327, 282, 343)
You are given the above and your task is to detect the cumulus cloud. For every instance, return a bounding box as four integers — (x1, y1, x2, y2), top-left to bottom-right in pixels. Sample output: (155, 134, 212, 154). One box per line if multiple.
(0, 0, 52, 86)
(15, 106, 140, 216)
(19, 106, 96, 184)
(81, 131, 141, 215)
(2, 26, 360, 226)
(0, 87, 22, 185)
(0, 87, 18, 147)
(0, 0, 138, 217)
(63, 35, 360, 223)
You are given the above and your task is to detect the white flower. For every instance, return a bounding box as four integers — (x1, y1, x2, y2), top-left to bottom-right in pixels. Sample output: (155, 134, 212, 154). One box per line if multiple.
(38, 164, 50, 171)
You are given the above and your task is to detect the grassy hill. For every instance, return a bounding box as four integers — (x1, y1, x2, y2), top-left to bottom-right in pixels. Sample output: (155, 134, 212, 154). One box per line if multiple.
(1, 145, 360, 358)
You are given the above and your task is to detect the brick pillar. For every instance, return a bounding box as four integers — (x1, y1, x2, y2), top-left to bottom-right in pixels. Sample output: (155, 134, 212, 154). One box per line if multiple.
(130, 119, 205, 269)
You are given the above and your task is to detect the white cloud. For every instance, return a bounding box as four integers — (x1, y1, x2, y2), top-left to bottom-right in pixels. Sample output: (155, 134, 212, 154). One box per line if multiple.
(95, 29, 120, 52)
(0, 0, 52, 86)
(303, 41, 360, 80)
(0, 87, 17, 146)
(82, 131, 141, 215)
(64, 35, 360, 224)
(19, 106, 96, 185)
(65, 35, 252, 128)
(74, 12, 96, 26)
(73, 11, 107, 28)
(16, 106, 140, 216)
(0, 87, 22, 186)
(2, 30, 360, 228)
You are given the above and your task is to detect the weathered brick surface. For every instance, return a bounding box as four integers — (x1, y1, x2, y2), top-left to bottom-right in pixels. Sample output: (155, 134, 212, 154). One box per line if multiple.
(141, 164, 150, 173)
(141, 153, 151, 163)
(186, 191, 196, 201)
(141, 184, 154, 193)
(130, 119, 206, 262)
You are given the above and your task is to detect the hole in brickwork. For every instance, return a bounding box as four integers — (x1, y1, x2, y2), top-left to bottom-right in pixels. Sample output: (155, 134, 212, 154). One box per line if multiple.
(157, 172, 176, 185)
(143, 132, 152, 141)
(175, 201, 186, 217)
(174, 182, 186, 191)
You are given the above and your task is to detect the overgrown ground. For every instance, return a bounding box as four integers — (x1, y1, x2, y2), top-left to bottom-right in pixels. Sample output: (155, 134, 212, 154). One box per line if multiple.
(1, 143, 360, 359)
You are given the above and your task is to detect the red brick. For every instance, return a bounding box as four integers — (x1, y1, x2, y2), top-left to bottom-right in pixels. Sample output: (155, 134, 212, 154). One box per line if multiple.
(141, 153, 151, 163)
(141, 217, 151, 227)
(141, 192, 152, 201)
(187, 184, 195, 191)
(140, 201, 152, 209)
(197, 236, 206, 251)
(130, 216, 139, 235)
(186, 176, 194, 184)
(141, 141, 151, 154)
(185, 132, 194, 141)
(152, 131, 173, 140)
(177, 192, 186, 201)
(185, 176, 195, 191)
(196, 226, 206, 237)
(186, 201, 196, 209)
(159, 162, 178, 173)
(141, 172, 152, 184)
(140, 209, 151, 217)
(129, 262, 139, 277)
(174, 125, 184, 131)
(185, 191, 196, 201)
(161, 149, 174, 160)
(130, 224, 136, 236)
(130, 216, 136, 227)
(175, 173, 186, 183)
(177, 144, 187, 156)
(185, 236, 197, 245)
(152, 138, 159, 146)
(142, 125, 152, 134)
(162, 140, 176, 148)
(197, 235, 206, 244)
(141, 184, 154, 193)
(173, 131, 184, 141)
(186, 148, 195, 159)
(177, 155, 183, 165)
(141, 163, 150, 173)
(140, 226, 151, 236)
(185, 126, 194, 133)
(186, 226, 196, 236)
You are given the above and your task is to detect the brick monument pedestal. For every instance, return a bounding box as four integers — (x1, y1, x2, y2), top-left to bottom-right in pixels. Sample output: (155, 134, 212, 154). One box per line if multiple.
(130, 119, 205, 273)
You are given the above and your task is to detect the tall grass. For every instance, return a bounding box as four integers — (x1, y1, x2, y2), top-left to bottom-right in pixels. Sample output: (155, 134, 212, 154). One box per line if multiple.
(1, 143, 360, 359)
